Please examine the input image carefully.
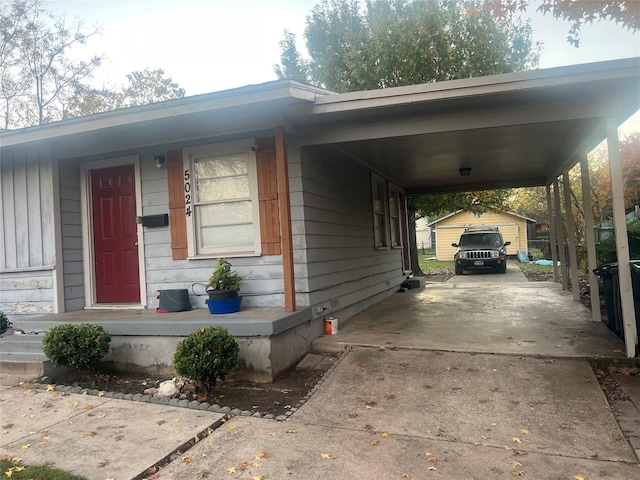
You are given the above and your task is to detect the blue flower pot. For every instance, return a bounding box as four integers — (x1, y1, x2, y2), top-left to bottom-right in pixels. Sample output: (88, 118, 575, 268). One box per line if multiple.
(206, 296, 242, 314)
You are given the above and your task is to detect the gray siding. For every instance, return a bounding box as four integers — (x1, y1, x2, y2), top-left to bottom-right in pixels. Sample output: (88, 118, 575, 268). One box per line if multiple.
(0, 269, 54, 320)
(59, 163, 84, 311)
(296, 147, 405, 322)
(138, 150, 285, 310)
(1, 148, 57, 319)
(1, 148, 56, 269)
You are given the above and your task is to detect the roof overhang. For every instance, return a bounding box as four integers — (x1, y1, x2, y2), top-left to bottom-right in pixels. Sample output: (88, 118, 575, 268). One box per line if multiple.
(287, 57, 640, 195)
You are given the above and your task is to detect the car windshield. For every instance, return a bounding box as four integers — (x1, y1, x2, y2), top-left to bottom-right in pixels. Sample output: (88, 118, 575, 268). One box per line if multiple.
(459, 233, 502, 246)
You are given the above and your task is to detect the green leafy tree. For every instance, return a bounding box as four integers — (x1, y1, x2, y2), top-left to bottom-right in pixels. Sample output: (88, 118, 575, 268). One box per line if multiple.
(485, 0, 640, 47)
(0, 0, 103, 128)
(276, 0, 538, 272)
(121, 68, 185, 107)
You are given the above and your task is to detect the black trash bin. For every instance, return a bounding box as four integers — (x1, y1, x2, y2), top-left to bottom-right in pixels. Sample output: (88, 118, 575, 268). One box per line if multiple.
(627, 261, 640, 346)
(593, 264, 624, 337)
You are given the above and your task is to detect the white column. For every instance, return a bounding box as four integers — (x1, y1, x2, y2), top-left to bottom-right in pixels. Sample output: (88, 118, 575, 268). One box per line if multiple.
(563, 171, 580, 301)
(554, 179, 568, 290)
(546, 184, 560, 282)
(607, 117, 638, 357)
(580, 156, 602, 322)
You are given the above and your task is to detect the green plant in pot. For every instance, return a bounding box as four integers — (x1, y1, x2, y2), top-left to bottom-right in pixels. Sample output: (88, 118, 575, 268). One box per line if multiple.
(207, 258, 243, 301)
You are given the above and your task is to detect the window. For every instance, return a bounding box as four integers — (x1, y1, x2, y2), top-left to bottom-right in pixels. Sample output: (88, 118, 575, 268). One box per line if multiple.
(388, 182, 402, 248)
(371, 173, 389, 248)
(183, 141, 261, 257)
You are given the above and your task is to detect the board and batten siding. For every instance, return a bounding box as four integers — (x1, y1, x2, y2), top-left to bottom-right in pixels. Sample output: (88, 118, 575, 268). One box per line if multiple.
(295, 147, 405, 321)
(0, 148, 58, 318)
(141, 145, 286, 310)
(434, 211, 528, 260)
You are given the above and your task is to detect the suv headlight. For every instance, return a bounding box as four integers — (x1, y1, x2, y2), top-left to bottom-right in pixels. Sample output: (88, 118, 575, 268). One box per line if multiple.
(491, 251, 499, 258)
(457, 251, 466, 259)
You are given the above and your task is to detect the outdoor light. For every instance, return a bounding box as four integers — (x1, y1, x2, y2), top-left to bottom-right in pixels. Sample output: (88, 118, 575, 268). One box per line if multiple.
(155, 155, 166, 169)
(459, 167, 471, 176)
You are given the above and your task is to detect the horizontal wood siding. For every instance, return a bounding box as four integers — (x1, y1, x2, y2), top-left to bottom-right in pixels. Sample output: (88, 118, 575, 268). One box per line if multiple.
(59, 162, 85, 312)
(296, 147, 404, 320)
(435, 211, 526, 260)
(0, 269, 55, 320)
(139, 148, 284, 309)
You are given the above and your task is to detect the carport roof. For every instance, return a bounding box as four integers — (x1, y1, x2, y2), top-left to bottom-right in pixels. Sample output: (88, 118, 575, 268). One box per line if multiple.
(288, 57, 640, 195)
(1, 58, 638, 196)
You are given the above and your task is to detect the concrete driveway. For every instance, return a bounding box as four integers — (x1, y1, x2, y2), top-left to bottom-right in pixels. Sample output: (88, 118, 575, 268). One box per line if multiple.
(314, 264, 625, 358)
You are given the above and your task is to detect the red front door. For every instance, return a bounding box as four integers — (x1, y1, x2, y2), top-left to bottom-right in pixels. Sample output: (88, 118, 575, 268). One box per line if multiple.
(91, 165, 140, 303)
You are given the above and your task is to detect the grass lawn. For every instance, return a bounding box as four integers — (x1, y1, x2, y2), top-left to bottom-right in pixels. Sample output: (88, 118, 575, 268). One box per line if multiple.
(418, 254, 454, 273)
(0, 459, 87, 480)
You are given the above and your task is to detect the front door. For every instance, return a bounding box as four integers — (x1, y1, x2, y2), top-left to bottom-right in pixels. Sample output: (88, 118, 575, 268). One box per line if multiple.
(91, 165, 140, 303)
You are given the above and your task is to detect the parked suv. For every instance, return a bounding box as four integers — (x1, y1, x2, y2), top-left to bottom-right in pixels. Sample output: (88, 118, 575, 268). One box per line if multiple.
(452, 227, 510, 275)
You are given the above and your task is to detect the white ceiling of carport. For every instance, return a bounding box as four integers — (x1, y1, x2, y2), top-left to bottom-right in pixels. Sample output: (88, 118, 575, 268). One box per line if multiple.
(287, 58, 640, 195)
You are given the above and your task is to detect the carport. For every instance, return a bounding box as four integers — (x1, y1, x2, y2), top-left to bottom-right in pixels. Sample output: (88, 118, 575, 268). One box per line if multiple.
(290, 57, 640, 357)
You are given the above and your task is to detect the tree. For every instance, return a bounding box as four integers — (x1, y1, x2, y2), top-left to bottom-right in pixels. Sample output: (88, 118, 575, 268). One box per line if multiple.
(0, 0, 103, 128)
(485, 0, 640, 47)
(276, 0, 539, 273)
(121, 68, 185, 107)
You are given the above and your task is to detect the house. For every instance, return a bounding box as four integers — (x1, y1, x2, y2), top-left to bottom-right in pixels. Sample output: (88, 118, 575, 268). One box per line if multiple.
(415, 217, 433, 250)
(2, 58, 639, 376)
(429, 211, 536, 261)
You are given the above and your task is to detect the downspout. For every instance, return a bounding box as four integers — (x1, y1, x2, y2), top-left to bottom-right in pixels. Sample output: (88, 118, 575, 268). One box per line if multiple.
(275, 127, 296, 312)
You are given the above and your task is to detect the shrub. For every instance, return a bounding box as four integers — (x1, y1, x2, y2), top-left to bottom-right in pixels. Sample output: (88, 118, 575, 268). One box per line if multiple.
(173, 326, 239, 393)
(596, 219, 640, 265)
(42, 323, 111, 371)
(0, 311, 12, 335)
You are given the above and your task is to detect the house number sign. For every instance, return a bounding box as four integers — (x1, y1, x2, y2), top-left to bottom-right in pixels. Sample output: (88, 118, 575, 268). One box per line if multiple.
(184, 169, 192, 217)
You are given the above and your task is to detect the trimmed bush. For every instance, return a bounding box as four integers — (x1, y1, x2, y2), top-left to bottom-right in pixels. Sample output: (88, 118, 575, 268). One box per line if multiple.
(0, 311, 11, 335)
(173, 326, 239, 393)
(42, 323, 111, 371)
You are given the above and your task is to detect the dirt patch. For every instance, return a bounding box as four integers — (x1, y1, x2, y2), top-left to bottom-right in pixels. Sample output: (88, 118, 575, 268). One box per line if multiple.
(51, 352, 340, 417)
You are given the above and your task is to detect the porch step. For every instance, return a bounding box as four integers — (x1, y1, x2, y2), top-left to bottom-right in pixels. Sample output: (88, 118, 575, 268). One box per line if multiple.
(0, 333, 57, 380)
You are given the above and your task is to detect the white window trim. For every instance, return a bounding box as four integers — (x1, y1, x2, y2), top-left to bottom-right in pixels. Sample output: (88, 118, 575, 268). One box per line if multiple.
(371, 172, 389, 249)
(388, 181, 404, 249)
(182, 140, 261, 258)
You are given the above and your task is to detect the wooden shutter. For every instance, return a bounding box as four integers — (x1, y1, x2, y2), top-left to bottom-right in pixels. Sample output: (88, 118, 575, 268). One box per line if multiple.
(167, 150, 188, 260)
(255, 137, 281, 255)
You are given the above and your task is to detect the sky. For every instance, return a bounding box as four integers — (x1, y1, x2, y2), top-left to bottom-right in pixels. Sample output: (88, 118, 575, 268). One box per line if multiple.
(50, 0, 640, 130)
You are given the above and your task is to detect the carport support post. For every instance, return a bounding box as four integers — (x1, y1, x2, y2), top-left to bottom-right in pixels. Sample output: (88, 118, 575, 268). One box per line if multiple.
(553, 179, 569, 290)
(580, 156, 601, 322)
(562, 171, 580, 301)
(546, 184, 560, 282)
(606, 117, 638, 357)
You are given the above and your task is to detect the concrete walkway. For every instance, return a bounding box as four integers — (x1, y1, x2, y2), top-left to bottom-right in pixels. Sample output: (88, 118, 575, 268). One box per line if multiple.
(3, 347, 638, 479)
(1, 275, 638, 479)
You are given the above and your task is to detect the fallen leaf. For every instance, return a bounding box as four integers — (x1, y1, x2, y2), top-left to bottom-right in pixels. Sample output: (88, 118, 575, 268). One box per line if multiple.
(182, 457, 192, 464)
(377, 377, 385, 381)
(370, 439, 379, 446)
(268, 432, 276, 437)
(428, 466, 437, 471)
(84, 405, 94, 411)
(28, 431, 36, 435)
(378, 345, 385, 351)
(510, 461, 522, 468)
(504, 445, 512, 451)
(256, 451, 270, 459)
(573, 475, 587, 480)
(402, 475, 410, 478)
(175, 418, 181, 423)
(228, 425, 237, 430)
(70, 402, 79, 407)
(432, 402, 439, 408)
(46, 384, 55, 392)
(512, 471, 525, 476)
(227, 467, 236, 473)
(380, 432, 388, 437)
(98, 391, 105, 397)
(512, 437, 522, 444)
(202, 453, 208, 457)
(286, 429, 297, 434)
(519, 429, 530, 435)
(358, 362, 368, 368)
(320, 453, 337, 459)
(252, 476, 263, 480)
(427, 456, 438, 463)
(21, 444, 30, 449)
